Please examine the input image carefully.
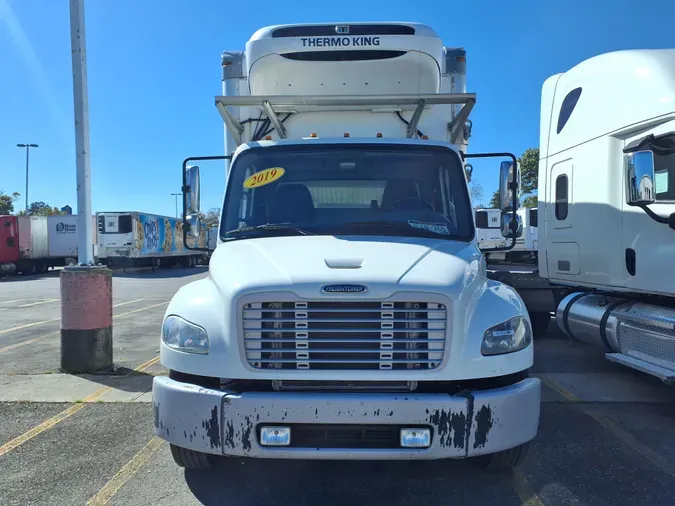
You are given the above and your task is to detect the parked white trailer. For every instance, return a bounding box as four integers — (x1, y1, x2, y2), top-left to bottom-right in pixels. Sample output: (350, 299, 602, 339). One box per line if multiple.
(47, 215, 97, 260)
(153, 22, 538, 471)
(474, 208, 507, 261)
(18, 216, 49, 261)
(505, 207, 537, 263)
(96, 212, 207, 269)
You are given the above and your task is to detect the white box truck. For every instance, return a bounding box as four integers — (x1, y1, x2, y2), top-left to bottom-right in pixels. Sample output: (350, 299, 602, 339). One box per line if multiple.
(503, 207, 537, 264)
(153, 22, 539, 470)
(96, 212, 207, 269)
(473, 208, 508, 262)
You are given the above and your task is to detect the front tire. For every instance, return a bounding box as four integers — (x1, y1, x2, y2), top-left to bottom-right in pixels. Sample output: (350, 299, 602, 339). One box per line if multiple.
(530, 312, 550, 337)
(474, 443, 530, 471)
(170, 444, 214, 469)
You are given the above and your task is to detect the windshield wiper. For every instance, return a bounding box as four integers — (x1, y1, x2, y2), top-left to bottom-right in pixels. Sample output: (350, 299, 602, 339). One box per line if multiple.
(224, 223, 315, 238)
(330, 220, 452, 237)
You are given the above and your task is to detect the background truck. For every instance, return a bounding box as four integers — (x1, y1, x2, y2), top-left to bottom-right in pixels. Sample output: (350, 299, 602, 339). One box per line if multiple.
(505, 207, 537, 264)
(473, 208, 507, 261)
(0, 215, 96, 276)
(96, 211, 208, 269)
(491, 49, 675, 382)
(153, 22, 540, 471)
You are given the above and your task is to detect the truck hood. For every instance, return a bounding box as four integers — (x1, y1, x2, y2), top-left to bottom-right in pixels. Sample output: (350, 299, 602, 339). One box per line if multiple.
(208, 235, 484, 300)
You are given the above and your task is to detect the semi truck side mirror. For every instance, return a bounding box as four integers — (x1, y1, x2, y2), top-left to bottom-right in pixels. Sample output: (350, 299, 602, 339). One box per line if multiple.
(498, 161, 520, 210)
(464, 163, 473, 182)
(185, 165, 201, 239)
(185, 165, 201, 214)
(625, 151, 656, 206)
(501, 211, 523, 239)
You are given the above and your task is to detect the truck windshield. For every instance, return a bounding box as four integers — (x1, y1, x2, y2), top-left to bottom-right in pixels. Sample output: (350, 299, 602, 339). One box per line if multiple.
(220, 143, 474, 242)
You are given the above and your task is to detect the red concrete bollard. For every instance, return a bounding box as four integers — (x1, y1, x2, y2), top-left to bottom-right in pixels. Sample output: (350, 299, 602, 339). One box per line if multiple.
(60, 265, 113, 373)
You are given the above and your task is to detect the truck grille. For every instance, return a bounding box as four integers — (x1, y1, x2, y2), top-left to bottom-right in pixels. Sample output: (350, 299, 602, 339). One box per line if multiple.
(242, 301, 447, 371)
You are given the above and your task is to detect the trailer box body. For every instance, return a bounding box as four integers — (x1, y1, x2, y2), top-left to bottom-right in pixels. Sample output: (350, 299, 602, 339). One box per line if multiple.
(96, 212, 207, 260)
(17, 216, 49, 260)
(47, 215, 97, 258)
(0, 215, 20, 264)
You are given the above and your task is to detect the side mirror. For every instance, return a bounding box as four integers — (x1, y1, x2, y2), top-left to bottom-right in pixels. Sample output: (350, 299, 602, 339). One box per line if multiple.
(501, 211, 523, 239)
(187, 214, 201, 239)
(464, 164, 473, 183)
(625, 151, 656, 206)
(498, 161, 520, 210)
(184, 165, 201, 238)
(185, 165, 201, 214)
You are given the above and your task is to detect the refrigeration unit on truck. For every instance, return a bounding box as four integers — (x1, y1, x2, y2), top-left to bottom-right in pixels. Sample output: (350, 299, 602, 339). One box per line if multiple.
(96, 212, 207, 269)
(0, 215, 96, 276)
(493, 49, 675, 382)
(152, 22, 539, 471)
(505, 207, 537, 263)
(473, 208, 507, 261)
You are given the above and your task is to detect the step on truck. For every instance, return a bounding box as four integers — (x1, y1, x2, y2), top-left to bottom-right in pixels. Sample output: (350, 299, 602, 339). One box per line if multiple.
(152, 22, 539, 470)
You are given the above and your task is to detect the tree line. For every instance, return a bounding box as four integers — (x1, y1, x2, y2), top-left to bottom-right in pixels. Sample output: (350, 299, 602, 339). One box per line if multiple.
(0, 191, 70, 216)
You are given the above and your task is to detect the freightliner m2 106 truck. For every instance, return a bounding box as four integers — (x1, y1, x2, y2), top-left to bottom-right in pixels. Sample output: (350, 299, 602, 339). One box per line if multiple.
(152, 22, 538, 470)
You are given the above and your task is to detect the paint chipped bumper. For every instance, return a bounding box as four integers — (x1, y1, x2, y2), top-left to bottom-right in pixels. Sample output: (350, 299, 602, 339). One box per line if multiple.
(152, 376, 540, 460)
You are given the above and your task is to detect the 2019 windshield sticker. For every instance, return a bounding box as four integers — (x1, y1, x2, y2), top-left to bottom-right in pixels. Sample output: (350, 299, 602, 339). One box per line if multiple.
(243, 167, 285, 189)
(407, 220, 451, 235)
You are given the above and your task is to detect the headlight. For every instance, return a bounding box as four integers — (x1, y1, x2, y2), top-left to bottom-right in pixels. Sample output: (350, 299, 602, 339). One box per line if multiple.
(481, 316, 532, 356)
(162, 315, 209, 354)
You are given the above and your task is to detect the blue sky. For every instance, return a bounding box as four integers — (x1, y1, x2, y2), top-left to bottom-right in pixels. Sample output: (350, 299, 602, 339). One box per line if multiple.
(1, 0, 674, 217)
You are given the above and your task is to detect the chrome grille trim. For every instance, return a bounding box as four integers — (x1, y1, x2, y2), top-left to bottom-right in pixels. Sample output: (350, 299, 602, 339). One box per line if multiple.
(242, 300, 447, 371)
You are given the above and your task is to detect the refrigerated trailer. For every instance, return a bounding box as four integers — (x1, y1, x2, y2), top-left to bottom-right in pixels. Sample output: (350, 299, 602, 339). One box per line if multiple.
(505, 207, 537, 263)
(96, 212, 208, 269)
(153, 22, 538, 472)
(0, 215, 96, 276)
(473, 208, 507, 261)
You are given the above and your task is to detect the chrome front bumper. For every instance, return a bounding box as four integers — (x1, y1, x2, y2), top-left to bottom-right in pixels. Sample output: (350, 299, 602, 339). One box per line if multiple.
(152, 376, 540, 460)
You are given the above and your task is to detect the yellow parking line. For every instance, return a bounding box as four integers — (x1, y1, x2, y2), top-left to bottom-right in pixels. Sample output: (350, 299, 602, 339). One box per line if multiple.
(85, 437, 164, 506)
(113, 301, 169, 318)
(539, 376, 580, 402)
(541, 376, 675, 476)
(0, 300, 164, 352)
(0, 317, 61, 336)
(0, 356, 160, 457)
(111, 298, 144, 308)
(0, 299, 32, 305)
(511, 469, 545, 506)
(17, 299, 60, 308)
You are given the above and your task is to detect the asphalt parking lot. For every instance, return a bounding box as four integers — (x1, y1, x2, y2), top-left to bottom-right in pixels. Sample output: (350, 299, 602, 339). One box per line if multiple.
(1, 266, 675, 505)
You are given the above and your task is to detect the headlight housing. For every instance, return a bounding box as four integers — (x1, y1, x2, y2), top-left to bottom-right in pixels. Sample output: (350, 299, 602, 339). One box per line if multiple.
(162, 315, 209, 354)
(481, 316, 532, 356)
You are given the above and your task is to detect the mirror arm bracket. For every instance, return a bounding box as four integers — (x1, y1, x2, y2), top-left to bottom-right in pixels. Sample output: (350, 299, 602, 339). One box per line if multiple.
(639, 204, 671, 226)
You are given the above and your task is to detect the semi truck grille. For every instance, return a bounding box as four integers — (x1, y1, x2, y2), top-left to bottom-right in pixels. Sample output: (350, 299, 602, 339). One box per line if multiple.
(242, 301, 447, 371)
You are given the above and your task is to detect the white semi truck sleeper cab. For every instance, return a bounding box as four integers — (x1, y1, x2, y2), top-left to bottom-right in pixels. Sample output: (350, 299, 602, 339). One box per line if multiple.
(152, 22, 540, 470)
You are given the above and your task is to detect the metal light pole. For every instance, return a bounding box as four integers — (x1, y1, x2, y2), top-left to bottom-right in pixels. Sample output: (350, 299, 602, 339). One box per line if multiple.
(61, 0, 113, 374)
(171, 193, 181, 218)
(16, 143, 38, 212)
